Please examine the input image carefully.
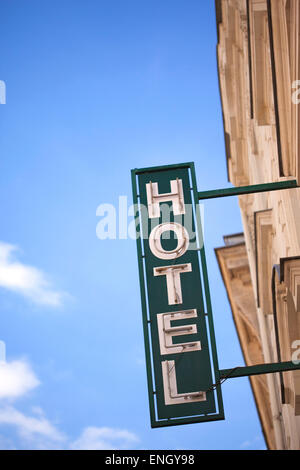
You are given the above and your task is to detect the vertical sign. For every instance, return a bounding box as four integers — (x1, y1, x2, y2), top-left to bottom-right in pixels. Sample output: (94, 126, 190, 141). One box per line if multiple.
(131, 163, 224, 427)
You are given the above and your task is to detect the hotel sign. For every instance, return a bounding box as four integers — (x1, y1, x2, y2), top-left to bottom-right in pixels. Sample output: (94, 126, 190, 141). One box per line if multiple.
(131, 163, 224, 427)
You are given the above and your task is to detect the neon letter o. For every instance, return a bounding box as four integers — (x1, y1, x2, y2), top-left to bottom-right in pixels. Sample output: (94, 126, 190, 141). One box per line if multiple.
(149, 223, 189, 260)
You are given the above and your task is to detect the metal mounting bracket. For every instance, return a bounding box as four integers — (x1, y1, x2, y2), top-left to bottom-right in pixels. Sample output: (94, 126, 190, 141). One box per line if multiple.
(197, 178, 300, 381)
(198, 180, 298, 200)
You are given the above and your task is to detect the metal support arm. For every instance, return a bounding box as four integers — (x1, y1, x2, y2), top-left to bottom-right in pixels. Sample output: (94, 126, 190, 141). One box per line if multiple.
(197, 179, 300, 384)
(219, 360, 300, 380)
(198, 180, 298, 200)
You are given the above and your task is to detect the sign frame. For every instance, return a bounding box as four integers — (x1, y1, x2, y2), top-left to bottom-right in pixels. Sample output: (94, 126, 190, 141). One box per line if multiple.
(131, 162, 225, 428)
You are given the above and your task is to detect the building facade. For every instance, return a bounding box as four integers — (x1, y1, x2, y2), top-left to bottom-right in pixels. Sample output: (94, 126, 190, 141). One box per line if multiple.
(215, 0, 300, 449)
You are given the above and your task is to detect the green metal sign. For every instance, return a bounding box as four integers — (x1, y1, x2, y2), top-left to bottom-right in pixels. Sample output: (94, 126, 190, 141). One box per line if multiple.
(132, 162, 300, 428)
(131, 162, 224, 428)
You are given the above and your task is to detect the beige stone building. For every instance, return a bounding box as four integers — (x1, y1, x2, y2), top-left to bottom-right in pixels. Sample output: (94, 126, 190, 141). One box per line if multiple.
(215, 0, 300, 449)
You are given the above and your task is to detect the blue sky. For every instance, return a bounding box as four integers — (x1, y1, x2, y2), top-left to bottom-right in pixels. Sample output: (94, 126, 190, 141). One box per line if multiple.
(0, 0, 266, 450)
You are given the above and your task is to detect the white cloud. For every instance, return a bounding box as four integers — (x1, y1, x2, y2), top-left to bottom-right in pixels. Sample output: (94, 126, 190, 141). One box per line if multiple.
(0, 359, 40, 400)
(0, 351, 139, 450)
(0, 358, 65, 448)
(0, 406, 139, 450)
(240, 435, 265, 449)
(0, 417, 139, 450)
(0, 241, 66, 307)
(70, 426, 139, 450)
(0, 406, 65, 445)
